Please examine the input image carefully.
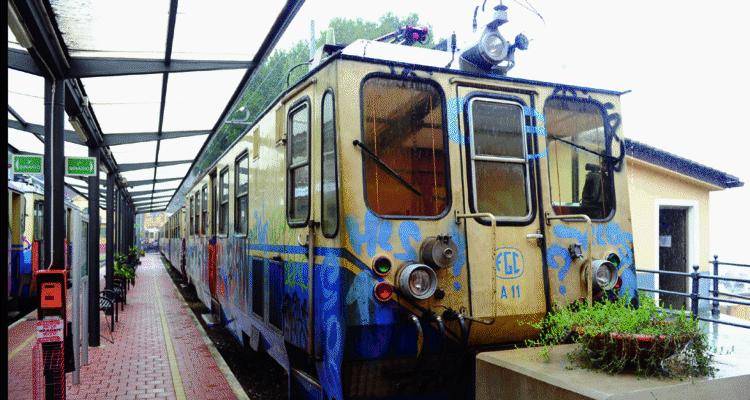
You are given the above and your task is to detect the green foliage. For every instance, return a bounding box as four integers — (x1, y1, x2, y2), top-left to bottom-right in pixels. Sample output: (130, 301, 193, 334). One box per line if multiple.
(114, 252, 136, 281)
(524, 296, 715, 378)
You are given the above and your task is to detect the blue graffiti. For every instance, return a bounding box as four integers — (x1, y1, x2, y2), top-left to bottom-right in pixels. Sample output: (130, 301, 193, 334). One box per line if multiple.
(453, 281, 462, 291)
(394, 221, 421, 261)
(446, 97, 466, 144)
(553, 224, 589, 251)
(546, 245, 571, 296)
(449, 223, 467, 278)
(318, 253, 344, 400)
(346, 210, 392, 258)
(495, 247, 524, 279)
(253, 210, 269, 244)
(345, 271, 374, 324)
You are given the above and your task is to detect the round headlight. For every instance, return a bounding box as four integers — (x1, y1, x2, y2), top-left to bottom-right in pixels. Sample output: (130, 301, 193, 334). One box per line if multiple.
(480, 31, 508, 63)
(592, 260, 618, 291)
(397, 263, 437, 300)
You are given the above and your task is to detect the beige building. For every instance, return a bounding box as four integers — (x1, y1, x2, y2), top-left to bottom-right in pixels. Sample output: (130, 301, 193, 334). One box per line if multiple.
(625, 139, 743, 310)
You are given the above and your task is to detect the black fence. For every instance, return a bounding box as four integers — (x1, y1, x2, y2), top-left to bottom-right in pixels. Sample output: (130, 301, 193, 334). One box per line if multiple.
(636, 256, 750, 329)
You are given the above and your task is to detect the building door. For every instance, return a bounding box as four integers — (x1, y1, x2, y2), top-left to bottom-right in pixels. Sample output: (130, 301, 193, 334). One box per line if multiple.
(659, 208, 688, 310)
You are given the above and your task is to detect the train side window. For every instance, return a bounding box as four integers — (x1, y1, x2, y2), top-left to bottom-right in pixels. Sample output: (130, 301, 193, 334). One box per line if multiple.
(286, 100, 310, 226)
(235, 153, 249, 236)
(201, 184, 208, 236)
(219, 167, 229, 235)
(467, 98, 531, 220)
(544, 98, 614, 219)
(321, 90, 339, 237)
(33, 200, 44, 241)
(194, 192, 200, 236)
(189, 197, 194, 236)
(361, 76, 449, 217)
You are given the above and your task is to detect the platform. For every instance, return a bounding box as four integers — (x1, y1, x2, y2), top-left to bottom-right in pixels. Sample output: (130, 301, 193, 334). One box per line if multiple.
(476, 322, 750, 400)
(7, 254, 246, 400)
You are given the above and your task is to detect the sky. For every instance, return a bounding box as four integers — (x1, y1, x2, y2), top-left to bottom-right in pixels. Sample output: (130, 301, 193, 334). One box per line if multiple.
(278, 0, 750, 268)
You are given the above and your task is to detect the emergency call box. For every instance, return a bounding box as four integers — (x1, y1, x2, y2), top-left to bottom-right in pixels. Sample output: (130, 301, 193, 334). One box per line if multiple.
(36, 269, 68, 323)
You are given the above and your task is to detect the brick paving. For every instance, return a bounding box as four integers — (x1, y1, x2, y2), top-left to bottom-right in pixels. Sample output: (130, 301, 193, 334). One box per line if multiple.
(7, 254, 240, 400)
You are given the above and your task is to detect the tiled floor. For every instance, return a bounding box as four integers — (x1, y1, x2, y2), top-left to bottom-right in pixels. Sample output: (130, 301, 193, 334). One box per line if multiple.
(7, 254, 240, 400)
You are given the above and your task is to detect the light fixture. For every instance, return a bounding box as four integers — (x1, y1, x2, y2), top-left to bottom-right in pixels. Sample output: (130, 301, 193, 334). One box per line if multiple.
(591, 260, 618, 291)
(69, 116, 88, 143)
(459, 2, 529, 75)
(397, 263, 438, 300)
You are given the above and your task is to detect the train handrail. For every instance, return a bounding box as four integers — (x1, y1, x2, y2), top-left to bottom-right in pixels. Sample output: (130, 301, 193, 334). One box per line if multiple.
(544, 213, 593, 303)
(455, 211, 498, 322)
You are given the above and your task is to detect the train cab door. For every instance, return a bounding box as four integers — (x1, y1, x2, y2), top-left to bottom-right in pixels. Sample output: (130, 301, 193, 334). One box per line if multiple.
(207, 172, 218, 301)
(454, 85, 548, 326)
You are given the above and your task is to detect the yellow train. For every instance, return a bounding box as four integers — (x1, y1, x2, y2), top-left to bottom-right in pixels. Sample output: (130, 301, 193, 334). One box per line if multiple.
(160, 26, 635, 400)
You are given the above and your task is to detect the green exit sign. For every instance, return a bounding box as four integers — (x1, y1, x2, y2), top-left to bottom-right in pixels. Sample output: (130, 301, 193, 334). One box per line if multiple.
(12, 154, 43, 174)
(65, 156, 97, 176)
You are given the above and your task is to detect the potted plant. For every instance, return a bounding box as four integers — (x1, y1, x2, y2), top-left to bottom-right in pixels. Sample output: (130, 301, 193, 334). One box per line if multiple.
(525, 296, 714, 378)
(115, 253, 136, 286)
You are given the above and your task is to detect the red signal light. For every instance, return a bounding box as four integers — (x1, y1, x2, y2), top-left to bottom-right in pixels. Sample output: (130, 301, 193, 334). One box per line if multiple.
(614, 276, 623, 290)
(374, 281, 394, 302)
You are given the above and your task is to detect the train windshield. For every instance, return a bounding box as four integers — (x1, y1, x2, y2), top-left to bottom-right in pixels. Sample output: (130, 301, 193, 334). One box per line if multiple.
(544, 98, 614, 219)
(361, 76, 448, 217)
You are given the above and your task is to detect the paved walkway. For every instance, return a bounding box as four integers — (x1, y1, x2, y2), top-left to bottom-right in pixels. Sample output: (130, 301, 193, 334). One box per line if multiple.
(7, 254, 243, 400)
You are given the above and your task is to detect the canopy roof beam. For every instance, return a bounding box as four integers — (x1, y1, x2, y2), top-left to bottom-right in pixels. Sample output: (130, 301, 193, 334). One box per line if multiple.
(104, 129, 209, 146)
(118, 159, 192, 172)
(127, 176, 183, 187)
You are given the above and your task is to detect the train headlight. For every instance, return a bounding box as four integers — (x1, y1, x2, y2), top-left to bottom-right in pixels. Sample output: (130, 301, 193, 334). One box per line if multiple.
(397, 263, 438, 300)
(591, 259, 618, 291)
(479, 30, 509, 64)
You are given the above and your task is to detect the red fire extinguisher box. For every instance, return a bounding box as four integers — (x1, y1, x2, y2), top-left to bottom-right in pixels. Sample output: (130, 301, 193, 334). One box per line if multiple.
(36, 269, 68, 326)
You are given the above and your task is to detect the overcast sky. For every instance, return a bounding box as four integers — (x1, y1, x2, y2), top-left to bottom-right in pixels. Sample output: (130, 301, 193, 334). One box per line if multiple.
(279, 0, 749, 266)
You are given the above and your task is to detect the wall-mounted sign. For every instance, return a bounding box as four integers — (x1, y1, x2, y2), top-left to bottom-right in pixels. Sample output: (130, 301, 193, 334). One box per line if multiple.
(65, 156, 97, 176)
(11, 154, 43, 175)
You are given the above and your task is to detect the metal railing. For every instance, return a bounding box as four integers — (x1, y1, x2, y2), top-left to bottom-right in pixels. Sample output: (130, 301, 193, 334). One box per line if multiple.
(636, 256, 750, 330)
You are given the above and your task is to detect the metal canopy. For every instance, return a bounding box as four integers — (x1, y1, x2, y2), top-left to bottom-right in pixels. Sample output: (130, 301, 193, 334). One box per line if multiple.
(8, 0, 304, 212)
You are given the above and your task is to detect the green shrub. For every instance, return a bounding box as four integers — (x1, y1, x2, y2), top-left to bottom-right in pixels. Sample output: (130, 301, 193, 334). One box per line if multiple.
(524, 296, 714, 378)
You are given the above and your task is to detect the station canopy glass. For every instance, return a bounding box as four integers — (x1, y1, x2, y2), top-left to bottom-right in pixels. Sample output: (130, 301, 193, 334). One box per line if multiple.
(8, 0, 482, 214)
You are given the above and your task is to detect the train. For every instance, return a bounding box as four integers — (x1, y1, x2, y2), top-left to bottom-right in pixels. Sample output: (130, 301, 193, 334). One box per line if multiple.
(159, 8, 637, 400)
(7, 174, 92, 313)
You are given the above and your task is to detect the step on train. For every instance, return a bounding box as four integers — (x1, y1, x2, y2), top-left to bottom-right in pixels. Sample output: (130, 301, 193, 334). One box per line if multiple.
(160, 5, 637, 399)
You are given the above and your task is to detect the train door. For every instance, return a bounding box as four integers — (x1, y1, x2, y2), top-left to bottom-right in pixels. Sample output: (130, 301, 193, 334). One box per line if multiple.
(208, 170, 219, 301)
(10, 191, 25, 299)
(455, 85, 548, 325)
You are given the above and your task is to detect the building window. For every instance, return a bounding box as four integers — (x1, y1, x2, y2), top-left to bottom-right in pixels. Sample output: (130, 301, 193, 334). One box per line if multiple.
(361, 76, 449, 217)
(33, 200, 44, 241)
(235, 153, 249, 235)
(545, 98, 614, 219)
(201, 185, 208, 236)
(321, 91, 339, 237)
(287, 100, 310, 225)
(467, 98, 531, 220)
(219, 167, 229, 235)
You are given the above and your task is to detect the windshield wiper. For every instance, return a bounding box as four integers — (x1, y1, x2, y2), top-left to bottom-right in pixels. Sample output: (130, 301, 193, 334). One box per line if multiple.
(549, 136, 615, 160)
(353, 139, 422, 197)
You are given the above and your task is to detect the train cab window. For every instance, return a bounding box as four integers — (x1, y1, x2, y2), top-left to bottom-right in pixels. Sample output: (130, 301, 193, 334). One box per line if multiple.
(201, 185, 208, 236)
(544, 98, 614, 219)
(467, 98, 531, 220)
(194, 193, 200, 235)
(33, 200, 44, 240)
(321, 91, 338, 237)
(361, 76, 448, 217)
(235, 153, 249, 235)
(219, 167, 229, 235)
(287, 101, 310, 226)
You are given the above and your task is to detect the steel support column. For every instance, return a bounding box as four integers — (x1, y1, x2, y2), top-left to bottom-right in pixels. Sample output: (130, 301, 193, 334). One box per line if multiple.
(106, 173, 115, 290)
(87, 149, 101, 346)
(43, 79, 66, 269)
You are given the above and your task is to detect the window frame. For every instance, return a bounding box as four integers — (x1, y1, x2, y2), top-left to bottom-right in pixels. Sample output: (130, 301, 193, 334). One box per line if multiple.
(33, 200, 44, 241)
(218, 166, 230, 237)
(358, 72, 452, 220)
(464, 95, 534, 224)
(285, 97, 312, 228)
(234, 151, 249, 236)
(194, 192, 200, 236)
(320, 89, 339, 238)
(543, 95, 617, 222)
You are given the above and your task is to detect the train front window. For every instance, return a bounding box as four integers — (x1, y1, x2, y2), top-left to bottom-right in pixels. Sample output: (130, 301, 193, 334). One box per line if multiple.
(544, 98, 614, 219)
(33, 201, 44, 240)
(219, 167, 229, 235)
(467, 99, 530, 220)
(287, 101, 310, 225)
(361, 76, 448, 217)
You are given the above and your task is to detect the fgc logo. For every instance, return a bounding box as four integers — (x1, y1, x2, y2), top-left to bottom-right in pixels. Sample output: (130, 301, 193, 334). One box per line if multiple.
(495, 247, 524, 279)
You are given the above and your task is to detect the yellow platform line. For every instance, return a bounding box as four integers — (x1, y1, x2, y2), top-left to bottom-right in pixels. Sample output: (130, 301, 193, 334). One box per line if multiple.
(154, 282, 187, 400)
(9, 334, 36, 360)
